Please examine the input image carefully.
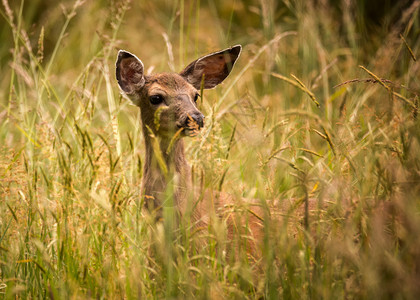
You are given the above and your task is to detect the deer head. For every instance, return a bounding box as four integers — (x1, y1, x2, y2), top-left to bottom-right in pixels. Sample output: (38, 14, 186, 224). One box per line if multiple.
(115, 45, 241, 138)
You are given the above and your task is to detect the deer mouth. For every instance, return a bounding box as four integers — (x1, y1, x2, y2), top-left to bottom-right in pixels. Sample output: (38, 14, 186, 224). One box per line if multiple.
(177, 125, 201, 137)
(176, 114, 204, 136)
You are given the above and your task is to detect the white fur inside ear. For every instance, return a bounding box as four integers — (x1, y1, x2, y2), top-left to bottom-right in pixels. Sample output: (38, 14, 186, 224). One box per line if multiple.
(116, 50, 145, 96)
(179, 45, 242, 90)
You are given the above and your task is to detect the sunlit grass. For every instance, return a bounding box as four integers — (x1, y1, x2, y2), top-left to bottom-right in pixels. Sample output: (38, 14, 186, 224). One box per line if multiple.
(1, 0, 420, 298)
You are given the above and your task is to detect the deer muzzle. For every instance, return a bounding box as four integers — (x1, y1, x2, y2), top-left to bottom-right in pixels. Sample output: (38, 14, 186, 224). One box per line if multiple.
(175, 95, 205, 132)
(177, 111, 205, 131)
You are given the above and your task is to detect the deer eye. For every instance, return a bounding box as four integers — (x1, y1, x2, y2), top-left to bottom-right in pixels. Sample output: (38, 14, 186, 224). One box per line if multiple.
(194, 93, 199, 103)
(149, 95, 164, 105)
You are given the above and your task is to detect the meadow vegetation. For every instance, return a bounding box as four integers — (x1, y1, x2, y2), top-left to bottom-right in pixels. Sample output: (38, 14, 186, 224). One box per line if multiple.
(0, 0, 419, 298)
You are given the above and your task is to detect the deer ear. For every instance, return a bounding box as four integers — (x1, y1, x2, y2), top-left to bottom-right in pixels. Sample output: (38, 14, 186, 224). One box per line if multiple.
(180, 45, 241, 90)
(116, 50, 145, 95)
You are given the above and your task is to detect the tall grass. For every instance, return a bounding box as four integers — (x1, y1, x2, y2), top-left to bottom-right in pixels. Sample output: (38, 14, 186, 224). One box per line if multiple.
(1, 0, 420, 298)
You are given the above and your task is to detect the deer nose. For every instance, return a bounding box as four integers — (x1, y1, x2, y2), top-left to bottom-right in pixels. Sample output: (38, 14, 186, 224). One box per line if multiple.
(186, 112, 205, 129)
(192, 112, 205, 128)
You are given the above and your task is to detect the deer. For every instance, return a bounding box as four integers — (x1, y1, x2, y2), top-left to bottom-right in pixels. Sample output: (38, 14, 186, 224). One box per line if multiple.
(115, 45, 316, 258)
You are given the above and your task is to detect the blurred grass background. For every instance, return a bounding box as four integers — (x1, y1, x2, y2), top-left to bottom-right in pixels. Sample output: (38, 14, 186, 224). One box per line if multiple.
(1, 0, 420, 298)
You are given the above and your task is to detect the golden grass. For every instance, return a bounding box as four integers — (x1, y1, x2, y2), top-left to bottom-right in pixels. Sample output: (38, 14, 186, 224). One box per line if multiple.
(1, 0, 420, 298)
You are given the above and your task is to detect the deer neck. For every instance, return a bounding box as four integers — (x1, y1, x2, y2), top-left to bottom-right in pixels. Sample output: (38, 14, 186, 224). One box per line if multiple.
(142, 126, 191, 212)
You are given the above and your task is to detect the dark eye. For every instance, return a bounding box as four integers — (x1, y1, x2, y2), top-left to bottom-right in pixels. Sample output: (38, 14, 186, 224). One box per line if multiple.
(194, 93, 199, 103)
(149, 95, 164, 105)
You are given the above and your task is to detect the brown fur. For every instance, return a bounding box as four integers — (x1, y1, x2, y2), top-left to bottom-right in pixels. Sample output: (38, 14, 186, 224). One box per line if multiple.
(116, 46, 318, 258)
